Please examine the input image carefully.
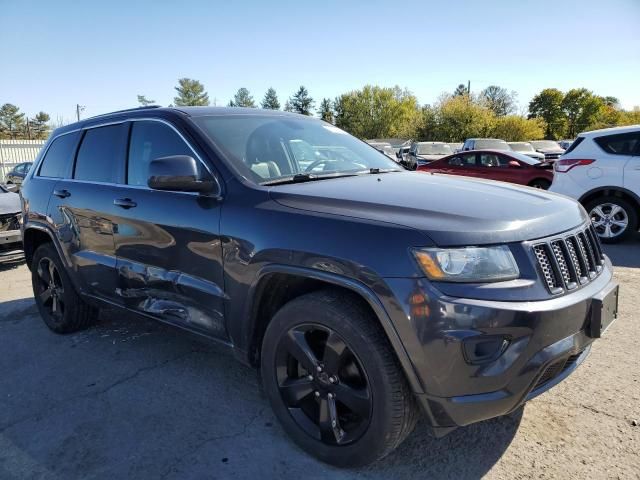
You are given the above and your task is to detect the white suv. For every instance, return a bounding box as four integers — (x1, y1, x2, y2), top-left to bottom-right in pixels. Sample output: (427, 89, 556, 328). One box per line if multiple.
(550, 125, 640, 243)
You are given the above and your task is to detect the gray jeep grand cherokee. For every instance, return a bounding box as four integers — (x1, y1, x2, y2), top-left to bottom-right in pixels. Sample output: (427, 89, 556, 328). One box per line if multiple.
(20, 107, 619, 467)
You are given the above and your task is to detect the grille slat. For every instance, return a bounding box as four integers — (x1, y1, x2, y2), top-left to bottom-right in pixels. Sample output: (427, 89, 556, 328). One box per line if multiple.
(533, 225, 604, 294)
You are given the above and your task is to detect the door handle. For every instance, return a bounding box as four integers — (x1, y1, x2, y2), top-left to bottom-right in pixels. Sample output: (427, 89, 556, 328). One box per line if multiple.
(53, 189, 71, 198)
(113, 198, 137, 209)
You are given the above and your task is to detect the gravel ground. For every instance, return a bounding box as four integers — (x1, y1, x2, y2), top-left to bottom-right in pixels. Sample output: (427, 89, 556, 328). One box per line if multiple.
(0, 240, 638, 480)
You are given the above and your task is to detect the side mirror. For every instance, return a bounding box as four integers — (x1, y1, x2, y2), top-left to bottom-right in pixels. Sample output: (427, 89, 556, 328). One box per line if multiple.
(147, 155, 216, 193)
(508, 160, 521, 168)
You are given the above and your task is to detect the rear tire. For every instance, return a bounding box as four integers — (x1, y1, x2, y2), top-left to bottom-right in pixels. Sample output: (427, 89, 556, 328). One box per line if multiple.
(585, 196, 638, 244)
(260, 289, 418, 467)
(529, 179, 551, 190)
(31, 243, 99, 333)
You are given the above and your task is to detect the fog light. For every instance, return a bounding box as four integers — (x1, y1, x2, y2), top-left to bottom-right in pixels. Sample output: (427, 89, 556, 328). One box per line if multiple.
(462, 335, 510, 365)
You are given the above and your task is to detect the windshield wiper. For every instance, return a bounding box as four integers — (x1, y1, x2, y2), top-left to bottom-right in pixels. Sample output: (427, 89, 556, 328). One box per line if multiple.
(363, 168, 403, 174)
(262, 172, 359, 186)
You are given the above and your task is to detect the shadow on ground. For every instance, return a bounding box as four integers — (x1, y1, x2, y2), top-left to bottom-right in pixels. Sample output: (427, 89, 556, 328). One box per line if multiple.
(602, 232, 640, 268)
(0, 299, 521, 480)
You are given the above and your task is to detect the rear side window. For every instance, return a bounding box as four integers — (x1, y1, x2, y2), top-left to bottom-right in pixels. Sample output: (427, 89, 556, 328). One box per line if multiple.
(38, 132, 79, 178)
(127, 121, 195, 186)
(74, 124, 128, 183)
(563, 137, 583, 154)
(594, 132, 640, 155)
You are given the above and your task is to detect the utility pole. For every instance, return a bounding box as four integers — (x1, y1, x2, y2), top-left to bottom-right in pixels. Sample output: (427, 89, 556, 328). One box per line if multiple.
(76, 104, 85, 122)
(467, 80, 471, 95)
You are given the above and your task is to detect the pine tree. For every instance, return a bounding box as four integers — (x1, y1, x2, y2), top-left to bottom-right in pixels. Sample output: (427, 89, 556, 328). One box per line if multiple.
(453, 84, 469, 97)
(30, 112, 50, 139)
(228, 88, 255, 107)
(261, 87, 280, 110)
(288, 86, 315, 115)
(0, 103, 25, 139)
(319, 98, 334, 123)
(137, 94, 156, 106)
(173, 78, 210, 106)
(284, 100, 293, 112)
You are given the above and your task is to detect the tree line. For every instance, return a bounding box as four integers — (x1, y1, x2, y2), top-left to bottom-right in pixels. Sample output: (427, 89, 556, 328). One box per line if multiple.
(2, 79, 638, 142)
(0, 104, 51, 140)
(160, 78, 639, 141)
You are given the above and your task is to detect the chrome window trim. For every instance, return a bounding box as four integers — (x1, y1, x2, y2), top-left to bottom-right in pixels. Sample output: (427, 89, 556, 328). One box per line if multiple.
(33, 117, 221, 196)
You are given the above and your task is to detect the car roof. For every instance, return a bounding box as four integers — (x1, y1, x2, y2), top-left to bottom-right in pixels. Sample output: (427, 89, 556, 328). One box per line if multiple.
(49, 106, 314, 138)
(579, 124, 640, 137)
(415, 141, 446, 145)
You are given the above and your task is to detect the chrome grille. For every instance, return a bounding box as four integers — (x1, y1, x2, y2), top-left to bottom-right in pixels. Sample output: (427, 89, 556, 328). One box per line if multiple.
(533, 225, 604, 294)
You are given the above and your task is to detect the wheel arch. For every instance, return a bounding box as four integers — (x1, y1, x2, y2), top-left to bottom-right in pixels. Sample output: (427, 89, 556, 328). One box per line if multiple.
(242, 265, 424, 394)
(579, 186, 640, 213)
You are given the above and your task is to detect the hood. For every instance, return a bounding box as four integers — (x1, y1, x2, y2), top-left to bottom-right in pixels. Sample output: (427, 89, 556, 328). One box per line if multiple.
(522, 151, 545, 159)
(536, 148, 565, 154)
(416, 154, 448, 161)
(269, 172, 587, 246)
(0, 190, 21, 215)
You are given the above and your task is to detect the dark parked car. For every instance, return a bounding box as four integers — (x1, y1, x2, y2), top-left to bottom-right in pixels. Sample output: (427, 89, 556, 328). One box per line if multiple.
(0, 184, 23, 261)
(5, 161, 33, 188)
(20, 107, 618, 467)
(405, 142, 452, 170)
(417, 150, 554, 189)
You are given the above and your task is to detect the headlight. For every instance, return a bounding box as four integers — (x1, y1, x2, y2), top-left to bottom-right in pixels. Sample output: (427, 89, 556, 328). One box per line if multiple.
(412, 246, 519, 282)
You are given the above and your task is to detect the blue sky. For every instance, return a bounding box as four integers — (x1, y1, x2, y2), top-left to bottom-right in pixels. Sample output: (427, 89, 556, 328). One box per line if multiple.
(1, 0, 639, 122)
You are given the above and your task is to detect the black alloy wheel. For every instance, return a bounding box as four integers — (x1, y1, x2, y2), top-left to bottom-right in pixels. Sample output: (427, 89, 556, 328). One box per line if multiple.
(275, 324, 372, 446)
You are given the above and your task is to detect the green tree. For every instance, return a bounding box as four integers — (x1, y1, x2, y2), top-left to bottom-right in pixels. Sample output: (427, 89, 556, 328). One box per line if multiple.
(30, 112, 51, 139)
(561, 88, 605, 137)
(334, 85, 421, 139)
(432, 95, 495, 141)
(137, 94, 155, 106)
(528, 88, 566, 139)
(173, 78, 210, 106)
(0, 103, 25, 139)
(453, 83, 469, 97)
(491, 115, 545, 141)
(480, 85, 517, 117)
(318, 98, 334, 123)
(228, 87, 255, 107)
(288, 86, 315, 115)
(261, 87, 280, 110)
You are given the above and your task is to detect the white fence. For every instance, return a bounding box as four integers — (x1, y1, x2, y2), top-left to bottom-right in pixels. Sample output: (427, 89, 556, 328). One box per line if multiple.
(0, 140, 46, 182)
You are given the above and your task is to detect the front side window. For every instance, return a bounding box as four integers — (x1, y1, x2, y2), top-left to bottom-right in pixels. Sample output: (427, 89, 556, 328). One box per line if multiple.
(193, 115, 400, 184)
(128, 121, 195, 186)
(38, 132, 79, 178)
(594, 132, 640, 156)
(479, 153, 508, 167)
(74, 124, 128, 183)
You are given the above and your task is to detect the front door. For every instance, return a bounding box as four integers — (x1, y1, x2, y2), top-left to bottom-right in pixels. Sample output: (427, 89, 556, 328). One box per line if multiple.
(112, 120, 226, 338)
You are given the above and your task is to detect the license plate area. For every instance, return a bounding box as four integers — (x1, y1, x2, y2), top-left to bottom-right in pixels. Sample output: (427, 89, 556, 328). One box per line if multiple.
(588, 282, 619, 338)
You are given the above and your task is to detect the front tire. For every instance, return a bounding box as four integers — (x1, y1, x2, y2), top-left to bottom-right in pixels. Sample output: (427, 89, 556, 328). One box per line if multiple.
(261, 290, 418, 467)
(585, 196, 638, 244)
(31, 243, 99, 333)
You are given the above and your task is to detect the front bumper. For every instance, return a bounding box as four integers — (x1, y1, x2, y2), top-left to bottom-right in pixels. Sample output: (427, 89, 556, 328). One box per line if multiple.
(381, 259, 615, 431)
(0, 229, 24, 260)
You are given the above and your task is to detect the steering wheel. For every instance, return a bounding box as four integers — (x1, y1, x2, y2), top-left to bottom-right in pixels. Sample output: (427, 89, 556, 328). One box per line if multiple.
(304, 159, 342, 172)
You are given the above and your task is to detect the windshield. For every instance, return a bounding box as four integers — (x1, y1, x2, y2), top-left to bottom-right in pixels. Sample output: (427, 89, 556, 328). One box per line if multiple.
(416, 143, 452, 155)
(194, 115, 400, 184)
(509, 142, 534, 152)
(475, 139, 511, 150)
(531, 140, 561, 150)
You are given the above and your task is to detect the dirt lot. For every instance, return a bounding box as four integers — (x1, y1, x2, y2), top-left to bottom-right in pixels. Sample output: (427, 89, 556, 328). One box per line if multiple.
(1, 240, 639, 480)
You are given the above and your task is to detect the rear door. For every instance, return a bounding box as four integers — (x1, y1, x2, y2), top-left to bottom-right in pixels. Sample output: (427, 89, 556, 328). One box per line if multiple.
(621, 134, 640, 197)
(47, 123, 128, 301)
(112, 119, 226, 338)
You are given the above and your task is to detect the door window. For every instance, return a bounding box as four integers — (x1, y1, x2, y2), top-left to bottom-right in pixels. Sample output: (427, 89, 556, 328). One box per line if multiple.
(479, 153, 507, 167)
(74, 124, 128, 183)
(127, 121, 195, 186)
(38, 132, 80, 178)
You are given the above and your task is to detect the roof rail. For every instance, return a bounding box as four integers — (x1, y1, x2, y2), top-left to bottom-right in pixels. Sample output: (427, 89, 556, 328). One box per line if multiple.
(84, 105, 163, 121)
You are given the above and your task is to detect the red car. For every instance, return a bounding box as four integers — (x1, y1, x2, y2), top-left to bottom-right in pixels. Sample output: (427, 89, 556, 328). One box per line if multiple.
(417, 149, 554, 189)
